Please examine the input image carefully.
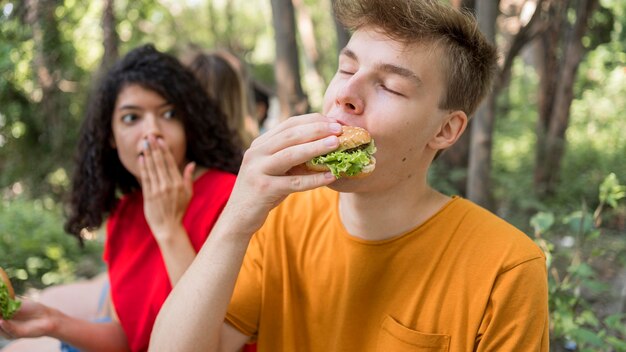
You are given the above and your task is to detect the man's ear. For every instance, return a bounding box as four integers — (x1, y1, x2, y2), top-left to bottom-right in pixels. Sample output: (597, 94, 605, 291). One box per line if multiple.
(428, 110, 468, 150)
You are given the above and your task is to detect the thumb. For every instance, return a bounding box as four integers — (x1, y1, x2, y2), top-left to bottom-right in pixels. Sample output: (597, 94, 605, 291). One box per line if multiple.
(183, 162, 196, 191)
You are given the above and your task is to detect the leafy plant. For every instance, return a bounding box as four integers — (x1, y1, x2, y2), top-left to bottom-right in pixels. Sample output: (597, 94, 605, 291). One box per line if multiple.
(532, 173, 626, 351)
(0, 197, 104, 295)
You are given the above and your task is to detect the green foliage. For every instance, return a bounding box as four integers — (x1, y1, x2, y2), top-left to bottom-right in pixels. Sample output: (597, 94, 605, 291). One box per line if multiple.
(599, 173, 626, 208)
(0, 2, 624, 348)
(0, 1, 90, 199)
(0, 197, 104, 295)
(2, 0, 329, 200)
(533, 174, 626, 351)
(490, 59, 544, 226)
(491, 18, 626, 225)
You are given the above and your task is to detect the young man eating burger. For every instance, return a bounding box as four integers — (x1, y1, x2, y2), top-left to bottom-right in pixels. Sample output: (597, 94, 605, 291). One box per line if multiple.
(150, 0, 549, 350)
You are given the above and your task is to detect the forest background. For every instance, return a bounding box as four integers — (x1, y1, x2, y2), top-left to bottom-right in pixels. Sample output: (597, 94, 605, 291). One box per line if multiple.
(0, 0, 624, 350)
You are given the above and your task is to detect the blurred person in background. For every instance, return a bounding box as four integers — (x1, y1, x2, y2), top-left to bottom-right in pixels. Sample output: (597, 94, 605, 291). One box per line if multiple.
(251, 80, 272, 133)
(184, 50, 259, 149)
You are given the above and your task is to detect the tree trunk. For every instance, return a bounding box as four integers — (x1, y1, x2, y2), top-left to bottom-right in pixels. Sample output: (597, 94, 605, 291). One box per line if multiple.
(497, 0, 546, 90)
(533, 0, 598, 196)
(293, 0, 319, 71)
(207, 0, 219, 43)
(465, 0, 544, 206)
(331, 0, 350, 52)
(466, 0, 498, 209)
(100, 0, 118, 75)
(534, 1, 563, 196)
(225, 0, 235, 51)
(270, 0, 309, 121)
(293, 0, 326, 105)
(26, 0, 63, 151)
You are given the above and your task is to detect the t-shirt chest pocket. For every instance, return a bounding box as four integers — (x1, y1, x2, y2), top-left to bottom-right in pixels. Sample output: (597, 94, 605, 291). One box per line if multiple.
(377, 315, 451, 352)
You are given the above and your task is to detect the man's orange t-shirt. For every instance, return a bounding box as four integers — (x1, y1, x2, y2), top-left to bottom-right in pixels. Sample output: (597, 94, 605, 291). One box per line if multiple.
(226, 187, 549, 351)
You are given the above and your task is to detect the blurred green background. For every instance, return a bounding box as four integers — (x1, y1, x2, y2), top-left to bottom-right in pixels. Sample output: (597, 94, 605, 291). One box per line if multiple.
(0, 0, 625, 350)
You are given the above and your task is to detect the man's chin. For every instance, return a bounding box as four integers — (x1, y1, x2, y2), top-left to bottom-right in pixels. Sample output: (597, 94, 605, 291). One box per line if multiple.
(325, 176, 370, 193)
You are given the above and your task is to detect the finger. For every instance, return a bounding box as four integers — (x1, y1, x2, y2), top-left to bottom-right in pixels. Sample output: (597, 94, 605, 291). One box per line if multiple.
(159, 138, 185, 184)
(286, 163, 316, 176)
(266, 134, 340, 175)
(252, 113, 335, 147)
(139, 145, 152, 194)
(262, 120, 342, 156)
(142, 137, 161, 194)
(0, 321, 15, 339)
(182, 162, 196, 192)
(265, 171, 337, 195)
(152, 137, 174, 185)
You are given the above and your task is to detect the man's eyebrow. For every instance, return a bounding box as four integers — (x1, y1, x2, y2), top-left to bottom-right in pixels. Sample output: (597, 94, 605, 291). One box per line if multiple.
(340, 48, 422, 86)
(340, 48, 358, 61)
(376, 63, 422, 86)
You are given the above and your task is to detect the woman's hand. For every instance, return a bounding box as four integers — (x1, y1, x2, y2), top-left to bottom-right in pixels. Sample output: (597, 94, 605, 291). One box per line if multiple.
(139, 135, 197, 284)
(1, 299, 131, 351)
(0, 299, 56, 339)
(139, 135, 195, 242)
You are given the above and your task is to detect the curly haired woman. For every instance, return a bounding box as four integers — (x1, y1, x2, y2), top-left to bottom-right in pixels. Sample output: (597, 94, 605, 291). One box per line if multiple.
(0, 44, 242, 352)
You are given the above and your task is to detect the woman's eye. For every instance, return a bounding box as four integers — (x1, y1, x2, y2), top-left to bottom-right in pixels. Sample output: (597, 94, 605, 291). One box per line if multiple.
(338, 69, 355, 76)
(163, 109, 176, 119)
(121, 114, 137, 123)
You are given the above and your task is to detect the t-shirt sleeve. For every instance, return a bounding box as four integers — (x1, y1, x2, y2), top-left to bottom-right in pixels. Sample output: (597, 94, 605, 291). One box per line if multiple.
(475, 256, 550, 351)
(225, 228, 265, 337)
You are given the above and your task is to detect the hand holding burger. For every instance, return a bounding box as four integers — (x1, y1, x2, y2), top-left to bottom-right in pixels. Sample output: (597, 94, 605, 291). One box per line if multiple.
(306, 126, 376, 179)
(0, 266, 21, 320)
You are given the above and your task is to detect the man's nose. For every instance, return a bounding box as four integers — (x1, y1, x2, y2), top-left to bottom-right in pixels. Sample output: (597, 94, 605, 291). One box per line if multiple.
(335, 77, 364, 115)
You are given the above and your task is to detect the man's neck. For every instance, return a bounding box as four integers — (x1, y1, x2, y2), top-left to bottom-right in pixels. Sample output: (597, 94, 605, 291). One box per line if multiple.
(338, 180, 451, 241)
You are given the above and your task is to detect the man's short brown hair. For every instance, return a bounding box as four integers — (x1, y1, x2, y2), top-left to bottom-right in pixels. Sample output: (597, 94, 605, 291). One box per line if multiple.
(334, 0, 498, 117)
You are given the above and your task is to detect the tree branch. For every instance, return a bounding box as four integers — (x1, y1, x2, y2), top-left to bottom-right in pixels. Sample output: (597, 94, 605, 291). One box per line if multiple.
(497, 0, 547, 90)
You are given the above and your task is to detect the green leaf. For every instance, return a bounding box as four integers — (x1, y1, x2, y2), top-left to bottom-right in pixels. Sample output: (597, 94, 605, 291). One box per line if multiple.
(577, 309, 601, 327)
(311, 140, 376, 178)
(581, 279, 609, 293)
(604, 313, 626, 330)
(599, 173, 626, 208)
(567, 263, 595, 279)
(530, 212, 555, 235)
(606, 336, 626, 351)
(570, 327, 605, 347)
(563, 210, 594, 234)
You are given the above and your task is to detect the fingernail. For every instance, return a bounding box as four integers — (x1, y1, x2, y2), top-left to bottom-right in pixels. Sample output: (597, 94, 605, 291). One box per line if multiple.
(324, 172, 335, 179)
(143, 139, 149, 150)
(324, 135, 338, 147)
(329, 123, 342, 133)
(157, 138, 165, 146)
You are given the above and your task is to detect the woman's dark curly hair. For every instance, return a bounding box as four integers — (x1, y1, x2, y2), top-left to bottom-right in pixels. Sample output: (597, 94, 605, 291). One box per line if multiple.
(64, 44, 242, 241)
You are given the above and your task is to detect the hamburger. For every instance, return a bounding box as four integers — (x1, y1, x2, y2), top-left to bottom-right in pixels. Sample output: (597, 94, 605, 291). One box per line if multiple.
(0, 266, 20, 320)
(306, 126, 376, 179)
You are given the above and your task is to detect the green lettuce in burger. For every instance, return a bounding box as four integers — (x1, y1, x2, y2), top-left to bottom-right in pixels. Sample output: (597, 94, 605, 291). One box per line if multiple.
(306, 126, 376, 179)
(0, 267, 21, 320)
